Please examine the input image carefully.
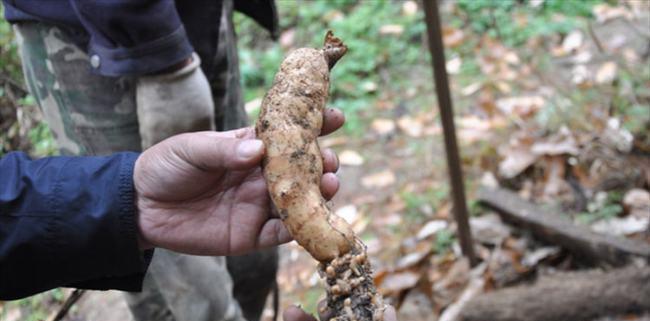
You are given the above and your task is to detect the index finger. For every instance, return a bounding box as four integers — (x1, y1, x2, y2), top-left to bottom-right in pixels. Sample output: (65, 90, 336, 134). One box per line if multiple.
(283, 306, 318, 321)
(320, 108, 345, 136)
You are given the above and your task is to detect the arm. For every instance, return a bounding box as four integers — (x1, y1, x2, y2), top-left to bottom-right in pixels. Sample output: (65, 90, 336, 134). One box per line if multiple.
(0, 109, 345, 300)
(0, 152, 148, 300)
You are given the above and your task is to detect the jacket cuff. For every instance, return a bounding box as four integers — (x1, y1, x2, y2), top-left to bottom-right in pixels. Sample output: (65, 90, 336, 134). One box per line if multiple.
(71, 152, 151, 291)
(64, 152, 151, 292)
(87, 26, 194, 76)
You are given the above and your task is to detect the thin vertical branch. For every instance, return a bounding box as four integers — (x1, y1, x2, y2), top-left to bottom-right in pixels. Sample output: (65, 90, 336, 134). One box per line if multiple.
(422, 0, 478, 266)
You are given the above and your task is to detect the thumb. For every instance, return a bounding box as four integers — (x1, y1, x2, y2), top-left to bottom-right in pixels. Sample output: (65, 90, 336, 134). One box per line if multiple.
(173, 133, 265, 171)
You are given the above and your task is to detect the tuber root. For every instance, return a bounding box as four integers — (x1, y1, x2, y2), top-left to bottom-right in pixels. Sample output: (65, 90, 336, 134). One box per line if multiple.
(256, 31, 384, 321)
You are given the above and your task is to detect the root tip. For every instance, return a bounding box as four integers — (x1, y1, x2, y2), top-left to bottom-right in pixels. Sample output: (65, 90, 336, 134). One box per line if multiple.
(323, 30, 348, 70)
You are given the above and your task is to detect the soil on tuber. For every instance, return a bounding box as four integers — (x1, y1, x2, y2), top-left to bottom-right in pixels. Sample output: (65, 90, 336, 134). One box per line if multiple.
(256, 31, 385, 321)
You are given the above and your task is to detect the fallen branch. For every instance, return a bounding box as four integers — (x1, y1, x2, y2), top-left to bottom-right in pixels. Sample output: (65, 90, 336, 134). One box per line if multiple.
(477, 187, 650, 267)
(51, 289, 85, 321)
(460, 266, 650, 321)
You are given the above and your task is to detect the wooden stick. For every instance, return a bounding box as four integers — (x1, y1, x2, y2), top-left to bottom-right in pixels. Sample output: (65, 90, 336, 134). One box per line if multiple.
(423, 0, 478, 267)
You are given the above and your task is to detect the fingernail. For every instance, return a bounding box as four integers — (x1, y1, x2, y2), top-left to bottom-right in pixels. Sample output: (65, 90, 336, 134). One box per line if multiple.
(237, 139, 263, 159)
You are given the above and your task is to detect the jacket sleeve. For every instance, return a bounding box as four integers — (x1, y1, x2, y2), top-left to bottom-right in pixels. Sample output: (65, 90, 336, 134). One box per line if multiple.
(0, 152, 150, 300)
(68, 0, 194, 76)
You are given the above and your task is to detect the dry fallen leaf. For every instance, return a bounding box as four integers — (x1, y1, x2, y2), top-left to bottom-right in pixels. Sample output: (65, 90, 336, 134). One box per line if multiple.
(335, 204, 368, 233)
(371, 118, 396, 135)
(395, 250, 431, 270)
(361, 170, 396, 189)
(496, 95, 545, 118)
(443, 26, 464, 48)
(499, 144, 537, 179)
(245, 97, 262, 114)
(399, 290, 435, 321)
(362, 81, 378, 92)
(593, 3, 633, 23)
(595, 61, 618, 84)
(402, 1, 418, 16)
(338, 150, 364, 166)
(433, 258, 471, 307)
(461, 82, 483, 96)
(470, 213, 511, 246)
(562, 30, 583, 53)
(323, 10, 344, 22)
(446, 56, 462, 75)
(623, 189, 650, 219)
(457, 115, 506, 144)
(416, 220, 448, 240)
(541, 156, 571, 199)
(335, 204, 358, 225)
(601, 117, 634, 153)
(379, 24, 404, 36)
(397, 116, 424, 137)
(571, 64, 591, 85)
(521, 246, 560, 267)
(531, 127, 580, 156)
(480, 172, 499, 188)
(318, 136, 348, 148)
(373, 212, 402, 228)
(591, 216, 649, 236)
(279, 29, 295, 49)
(378, 270, 420, 295)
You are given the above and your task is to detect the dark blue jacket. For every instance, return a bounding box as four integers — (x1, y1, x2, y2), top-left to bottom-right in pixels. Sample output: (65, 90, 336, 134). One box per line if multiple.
(0, 151, 151, 300)
(2, 0, 278, 77)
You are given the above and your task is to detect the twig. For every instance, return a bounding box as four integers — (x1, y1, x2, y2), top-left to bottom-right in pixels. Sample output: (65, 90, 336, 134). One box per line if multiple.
(0, 73, 27, 96)
(52, 289, 85, 321)
(438, 263, 487, 321)
(587, 21, 605, 54)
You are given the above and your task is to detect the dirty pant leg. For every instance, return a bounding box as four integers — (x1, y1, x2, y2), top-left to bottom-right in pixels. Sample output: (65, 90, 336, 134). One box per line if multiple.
(125, 250, 245, 321)
(13, 22, 141, 156)
(209, 0, 248, 131)
(14, 21, 246, 321)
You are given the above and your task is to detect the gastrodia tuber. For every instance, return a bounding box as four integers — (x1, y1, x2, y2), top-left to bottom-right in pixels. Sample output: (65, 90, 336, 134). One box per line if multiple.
(256, 31, 385, 321)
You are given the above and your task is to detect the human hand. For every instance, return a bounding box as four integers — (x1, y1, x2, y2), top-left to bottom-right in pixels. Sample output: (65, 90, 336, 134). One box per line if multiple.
(134, 108, 345, 256)
(282, 305, 399, 321)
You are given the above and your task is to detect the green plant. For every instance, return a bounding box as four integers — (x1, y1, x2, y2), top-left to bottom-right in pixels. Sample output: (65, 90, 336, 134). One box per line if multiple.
(0, 6, 24, 85)
(28, 122, 57, 157)
(456, 0, 602, 46)
(434, 229, 455, 254)
(235, 1, 428, 135)
(400, 185, 449, 223)
(576, 191, 624, 224)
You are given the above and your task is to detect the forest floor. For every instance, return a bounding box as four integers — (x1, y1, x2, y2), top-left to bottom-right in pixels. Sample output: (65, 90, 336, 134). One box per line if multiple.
(1, 1, 649, 321)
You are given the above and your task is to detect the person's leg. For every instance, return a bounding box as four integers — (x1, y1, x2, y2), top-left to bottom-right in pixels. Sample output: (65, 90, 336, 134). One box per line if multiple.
(210, 0, 249, 131)
(139, 250, 245, 321)
(210, 1, 280, 320)
(14, 21, 176, 320)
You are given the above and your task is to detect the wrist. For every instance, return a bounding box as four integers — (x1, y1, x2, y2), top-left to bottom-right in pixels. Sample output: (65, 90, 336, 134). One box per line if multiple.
(133, 156, 155, 251)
